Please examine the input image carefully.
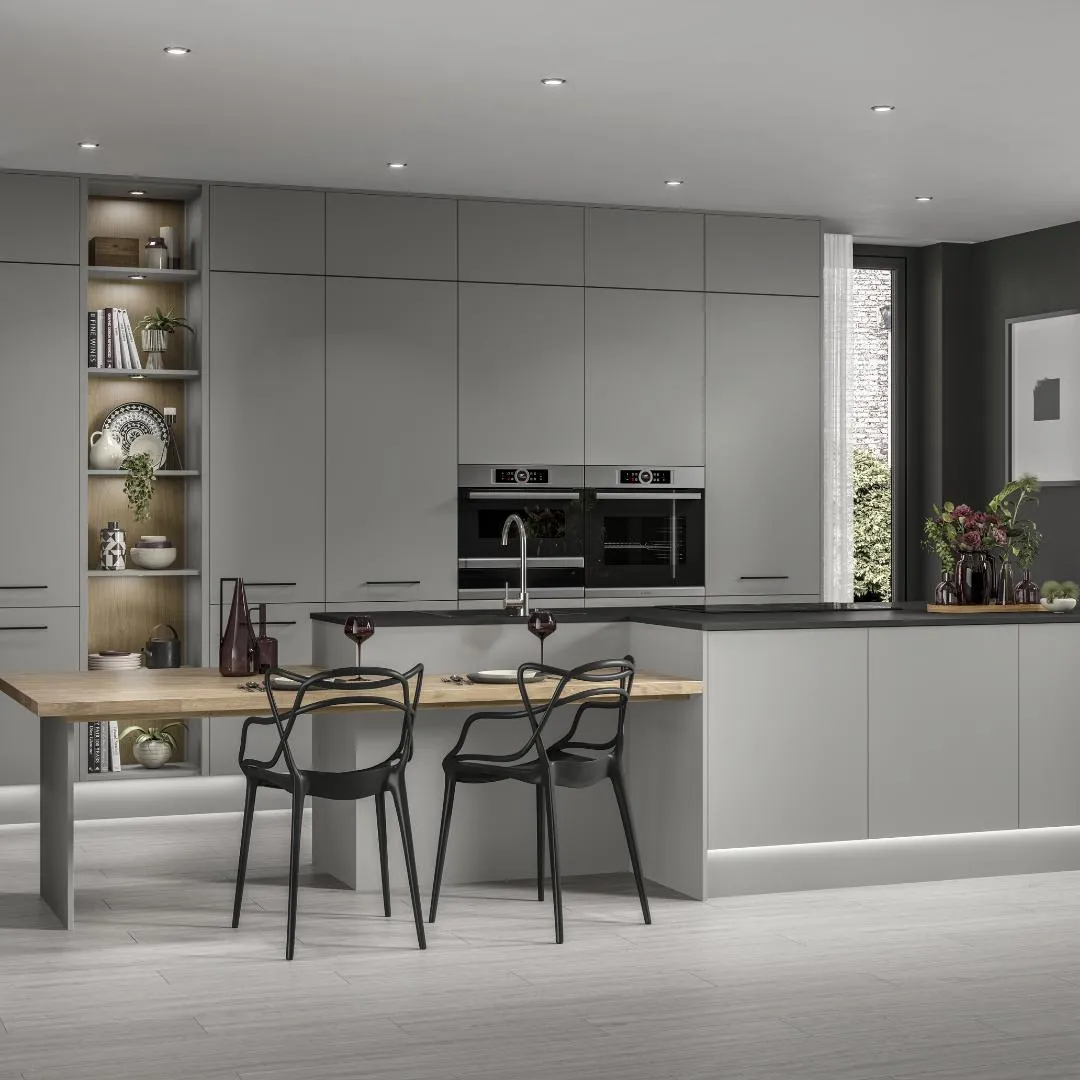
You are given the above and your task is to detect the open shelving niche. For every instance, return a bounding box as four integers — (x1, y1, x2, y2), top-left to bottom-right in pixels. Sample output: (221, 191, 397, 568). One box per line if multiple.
(79, 179, 211, 780)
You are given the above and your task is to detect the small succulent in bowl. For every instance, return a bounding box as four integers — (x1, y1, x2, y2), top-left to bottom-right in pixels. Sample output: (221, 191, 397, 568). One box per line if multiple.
(1040, 580, 1079, 613)
(119, 722, 184, 769)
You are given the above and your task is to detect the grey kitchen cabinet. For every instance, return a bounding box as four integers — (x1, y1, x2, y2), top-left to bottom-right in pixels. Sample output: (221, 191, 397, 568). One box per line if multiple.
(458, 283, 585, 465)
(708, 629, 868, 849)
(0, 610, 79, 785)
(208, 603, 318, 776)
(585, 208, 703, 291)
(0, 264, 79, 607)
(326, 193, 456, 280)
(209, 186, 325, 274)
(705, 293, 821, 596)
(585, 288, 704, 465)
(326, 278, 457, 604)
(0, 173, 79, 265)
(706, 215, 821, 296)
(1019, 624, 1080, 827)
(869, 626, 1019, 839)
(209, 272, 325, 604)
(458, 200, 583, 285)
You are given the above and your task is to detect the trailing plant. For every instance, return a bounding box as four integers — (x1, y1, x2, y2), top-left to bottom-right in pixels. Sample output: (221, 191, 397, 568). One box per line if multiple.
(121, 452, 156, 522)
(853, 449, 891, 602)
(135, 307, 193, 336)
(118, 722, 185, 749)
(1041, 580, 1079, 601)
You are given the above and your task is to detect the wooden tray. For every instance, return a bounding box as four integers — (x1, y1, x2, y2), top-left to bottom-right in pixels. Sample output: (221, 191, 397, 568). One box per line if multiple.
(926, 603, 1045, 614)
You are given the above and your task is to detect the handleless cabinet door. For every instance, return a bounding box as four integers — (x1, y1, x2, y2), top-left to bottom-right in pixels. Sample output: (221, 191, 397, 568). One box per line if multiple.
(459, 283, 585, 465)
(210, 186, 325, 274)
(0, 264, 79, 606)
(459, 201, 584, 285)
(585, 208, 703, 291)
(326, 278, 457, 603)
(0, 174, 79, 265)
(209, 272, 325, 604)
(208, 603, 319, 776)
(585, 288, 704, 465)
(706, 293, 821, 597)
(0, 611, 79, 785)
(706, 215, 821, 296)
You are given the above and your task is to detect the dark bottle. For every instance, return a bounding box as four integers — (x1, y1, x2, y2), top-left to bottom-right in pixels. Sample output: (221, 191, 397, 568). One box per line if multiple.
(219, 578, 254, 676)
(254, 603, 279, 673)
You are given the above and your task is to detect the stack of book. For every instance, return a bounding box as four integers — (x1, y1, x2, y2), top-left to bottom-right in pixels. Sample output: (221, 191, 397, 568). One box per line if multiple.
(87, 720, 122, 774)
(88, 308, 141, 370)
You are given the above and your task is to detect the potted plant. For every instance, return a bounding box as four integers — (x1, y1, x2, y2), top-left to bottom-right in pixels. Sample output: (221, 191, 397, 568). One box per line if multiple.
(135, 308, 193, 370)
(923, 503, 1007, 604)
(118, 722, 185, 769)
(121, 452, 156, 522)
(988, 474, 1042, 602)
(1040, 579, 1079, 613)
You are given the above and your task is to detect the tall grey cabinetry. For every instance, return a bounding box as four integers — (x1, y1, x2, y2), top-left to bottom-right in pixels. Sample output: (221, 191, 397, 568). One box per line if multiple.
(705, 293, 821, 598)
(326, 277, 458, 603)
(0, 174, 81, 784)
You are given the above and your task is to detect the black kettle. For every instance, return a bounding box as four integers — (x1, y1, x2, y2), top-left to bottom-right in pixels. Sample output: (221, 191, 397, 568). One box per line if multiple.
(143, 623, 181, 669)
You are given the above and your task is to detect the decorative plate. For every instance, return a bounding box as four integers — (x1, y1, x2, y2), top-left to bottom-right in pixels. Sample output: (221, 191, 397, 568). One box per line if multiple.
(128, 433, 167, 469)
(100, 402, 169, 459)
(467, 669, 544, 684)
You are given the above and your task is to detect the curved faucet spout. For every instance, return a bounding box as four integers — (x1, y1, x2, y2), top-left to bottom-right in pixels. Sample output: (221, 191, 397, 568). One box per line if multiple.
(500, 514, 530, 618)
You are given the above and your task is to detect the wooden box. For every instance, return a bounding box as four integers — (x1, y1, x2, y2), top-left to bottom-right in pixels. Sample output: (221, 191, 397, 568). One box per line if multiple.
(89, 236, 139, 267)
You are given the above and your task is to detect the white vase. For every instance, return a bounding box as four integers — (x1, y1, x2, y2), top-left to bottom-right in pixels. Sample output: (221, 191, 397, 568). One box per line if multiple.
(133, 740, 172, 769)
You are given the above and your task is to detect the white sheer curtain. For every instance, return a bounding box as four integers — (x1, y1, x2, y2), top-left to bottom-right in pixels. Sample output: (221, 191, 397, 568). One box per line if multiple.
(823, 233, 853, 603)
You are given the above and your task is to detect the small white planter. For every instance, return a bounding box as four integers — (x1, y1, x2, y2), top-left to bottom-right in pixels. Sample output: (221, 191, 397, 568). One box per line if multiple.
(133, 740, 173, 769)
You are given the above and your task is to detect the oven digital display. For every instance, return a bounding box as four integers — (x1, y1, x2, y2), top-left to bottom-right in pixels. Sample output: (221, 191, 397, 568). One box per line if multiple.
(494, 467, 549, 485)
(618, 469, 672, 485)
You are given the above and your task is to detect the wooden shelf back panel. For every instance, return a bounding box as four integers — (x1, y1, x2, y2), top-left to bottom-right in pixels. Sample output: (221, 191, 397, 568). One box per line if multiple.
(87, 476, 189, 571)
(87, 197, 187, 268)
(86, 279, 191, 370)
(87, 378, 187, 462)
(87, 575, 187, 657)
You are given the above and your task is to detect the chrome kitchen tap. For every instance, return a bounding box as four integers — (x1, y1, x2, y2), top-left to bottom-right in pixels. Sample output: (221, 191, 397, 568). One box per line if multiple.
(500, 513, 530, 617)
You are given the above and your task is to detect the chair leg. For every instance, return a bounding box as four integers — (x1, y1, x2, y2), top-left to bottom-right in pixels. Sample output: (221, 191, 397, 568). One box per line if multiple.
(375, 791, 391, 917)
(389, 776, 427, 950)
(535, 784, 545, 902)
(232, 778, 258, 929)
(428, 773, 456, 923)
(611, 769, 651, 925)
(285, 787, 306, 961)
(543, 782, 564, 944)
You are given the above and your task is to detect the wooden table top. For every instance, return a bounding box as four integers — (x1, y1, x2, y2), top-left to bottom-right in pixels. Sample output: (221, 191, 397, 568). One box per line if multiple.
(0, 667, 703, 722)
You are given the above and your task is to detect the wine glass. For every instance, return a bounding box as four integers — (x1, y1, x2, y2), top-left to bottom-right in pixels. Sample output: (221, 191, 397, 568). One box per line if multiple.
(343, 615, 375, 674)
(527, 609, 558, 668)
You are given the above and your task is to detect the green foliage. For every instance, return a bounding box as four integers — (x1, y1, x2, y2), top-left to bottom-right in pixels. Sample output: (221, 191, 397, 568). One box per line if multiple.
(118, 722, 185, 749)
(853, 448, 891, 602)
(1042, 579, 1079, 600)
(135, 307, 192, 335)
(121, 452, 156, 522)
(988, 474, 1041, 570)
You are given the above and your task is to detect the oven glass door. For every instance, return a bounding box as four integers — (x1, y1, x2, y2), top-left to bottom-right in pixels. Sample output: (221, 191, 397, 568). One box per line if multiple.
(585, 491, 704, 590)
(458, 489, 583, 561)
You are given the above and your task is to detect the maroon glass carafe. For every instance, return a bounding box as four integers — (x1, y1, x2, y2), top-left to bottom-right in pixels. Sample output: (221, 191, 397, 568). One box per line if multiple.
(219, 577, 255, 676)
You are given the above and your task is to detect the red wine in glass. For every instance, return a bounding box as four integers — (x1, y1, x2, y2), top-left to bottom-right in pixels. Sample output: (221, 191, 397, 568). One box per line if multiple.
(343, 615, 375, 673)
(527, 609, 557, 667)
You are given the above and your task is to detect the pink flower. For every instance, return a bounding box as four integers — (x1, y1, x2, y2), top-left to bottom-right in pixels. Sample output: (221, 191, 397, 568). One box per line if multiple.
(961, 529, 982, 550)
(955, 504, 974, 518)
(992, 527, 1007, 546)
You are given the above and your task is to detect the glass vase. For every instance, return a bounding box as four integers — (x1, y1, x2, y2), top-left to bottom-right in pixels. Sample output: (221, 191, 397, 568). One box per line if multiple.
(956, 551, 994, 605)
(934, 569, 959, 606)
(1014, 570, 1040, 605)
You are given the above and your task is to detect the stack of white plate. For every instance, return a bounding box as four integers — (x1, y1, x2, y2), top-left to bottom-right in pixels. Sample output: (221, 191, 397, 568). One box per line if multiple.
(88, 651, 143, 671)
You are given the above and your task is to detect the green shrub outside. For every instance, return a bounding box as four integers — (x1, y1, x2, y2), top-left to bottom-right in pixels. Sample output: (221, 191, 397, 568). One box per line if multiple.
(853, 448, 891, 602)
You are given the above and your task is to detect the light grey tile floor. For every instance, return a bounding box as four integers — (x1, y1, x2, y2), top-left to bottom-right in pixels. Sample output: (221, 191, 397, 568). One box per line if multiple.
(0, 811, 1079, 1078)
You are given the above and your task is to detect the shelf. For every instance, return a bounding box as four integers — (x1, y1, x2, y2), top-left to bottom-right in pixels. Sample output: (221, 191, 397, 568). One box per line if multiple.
(87, 568, 199, 578)
(88, 469, 199, 478)
(88, 267, 199, 283)
(81, 762, 201, 782)
(88, 368, 199, 381)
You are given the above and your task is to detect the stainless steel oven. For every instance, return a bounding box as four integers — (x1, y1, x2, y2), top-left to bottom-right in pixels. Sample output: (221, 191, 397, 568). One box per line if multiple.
(458, 465, 585, 603)
(584, 466, 705, 601)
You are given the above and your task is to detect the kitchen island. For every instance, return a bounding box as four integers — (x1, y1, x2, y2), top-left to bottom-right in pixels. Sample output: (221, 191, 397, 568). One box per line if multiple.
(314, 603, 1080, 901)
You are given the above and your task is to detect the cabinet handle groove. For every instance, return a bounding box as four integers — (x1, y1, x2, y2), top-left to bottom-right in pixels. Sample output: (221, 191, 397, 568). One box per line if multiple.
(738, 575, 790, 580)
(364, 580, 421, 586)
(0, 585, 48, 590)
(262, 621, 297, 627)
(0, 626, 48, 631)
(245, 582, 297, 588)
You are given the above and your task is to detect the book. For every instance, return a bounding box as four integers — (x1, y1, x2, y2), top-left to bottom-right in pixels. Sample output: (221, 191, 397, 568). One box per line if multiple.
(102, 309, 115, 369)
(108, 721, 121, 773)
(96, 309, 104, 368)
(87, 721, 101, 774)
(87, 312, 98, 368)
(113, 309, 129, 369)
(119, 310, 141, 370)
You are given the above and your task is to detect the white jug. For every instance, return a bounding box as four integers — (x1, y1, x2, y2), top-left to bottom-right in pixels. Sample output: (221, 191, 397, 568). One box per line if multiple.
(89, 430, 124, 470)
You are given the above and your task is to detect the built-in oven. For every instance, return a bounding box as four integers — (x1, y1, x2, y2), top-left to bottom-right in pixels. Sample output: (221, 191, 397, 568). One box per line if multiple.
(458, 465, 585, 605)
(584, 466, 705, 602)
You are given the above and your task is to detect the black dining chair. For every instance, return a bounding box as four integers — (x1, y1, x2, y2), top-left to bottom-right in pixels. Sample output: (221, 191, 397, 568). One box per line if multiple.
(231, 664, 426, 959)
(428, 656, 650, 943)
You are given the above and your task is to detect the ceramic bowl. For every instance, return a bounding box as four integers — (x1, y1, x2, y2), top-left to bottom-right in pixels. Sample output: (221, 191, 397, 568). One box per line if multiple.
(137, 535, 171, 547)
(1040, 597, 1077, 613)
(129, 545, 177, 570)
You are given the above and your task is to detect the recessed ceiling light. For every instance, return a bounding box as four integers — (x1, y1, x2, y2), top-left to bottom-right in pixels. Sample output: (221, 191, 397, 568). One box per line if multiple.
(128, 190, 146, 197)
(915, 195, 934, 202)
(128, 274, 146, 280)
(664, 179, 685, 187)
(541, 77, 566, 86)
(163, 46, 191, 55)
(870, 104, 895, 113)
(386, 161, 407, 169)
(78, 142, 100, 150)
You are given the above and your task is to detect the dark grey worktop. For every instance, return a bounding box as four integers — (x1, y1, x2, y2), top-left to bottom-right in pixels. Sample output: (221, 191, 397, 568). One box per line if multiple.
(312, 603, 1080, 633)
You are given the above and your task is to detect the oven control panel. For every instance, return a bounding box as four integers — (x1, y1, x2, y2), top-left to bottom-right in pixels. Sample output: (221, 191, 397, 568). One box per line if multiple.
(618, 468, 672, 486)
(494, 467, 550, 485)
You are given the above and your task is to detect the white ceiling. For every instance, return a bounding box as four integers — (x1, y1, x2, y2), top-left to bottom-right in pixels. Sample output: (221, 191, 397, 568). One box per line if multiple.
(1, 0, 1077, 245)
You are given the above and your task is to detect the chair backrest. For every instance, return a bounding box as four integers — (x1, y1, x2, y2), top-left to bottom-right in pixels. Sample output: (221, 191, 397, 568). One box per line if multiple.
(515, 655, 636, 763)
(252, 664, 424, 778)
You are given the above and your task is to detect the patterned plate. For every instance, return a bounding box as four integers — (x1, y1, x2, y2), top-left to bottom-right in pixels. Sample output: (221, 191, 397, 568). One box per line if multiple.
(100, 402, 169, 458)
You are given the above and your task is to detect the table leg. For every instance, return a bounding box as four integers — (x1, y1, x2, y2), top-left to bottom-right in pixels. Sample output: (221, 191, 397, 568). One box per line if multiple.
(40, 718, 76, 928)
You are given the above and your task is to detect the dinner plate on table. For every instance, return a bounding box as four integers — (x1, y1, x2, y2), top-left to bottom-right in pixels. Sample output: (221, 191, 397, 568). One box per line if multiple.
(466, 669, 544, 685)
(268, 673, 374, 691)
